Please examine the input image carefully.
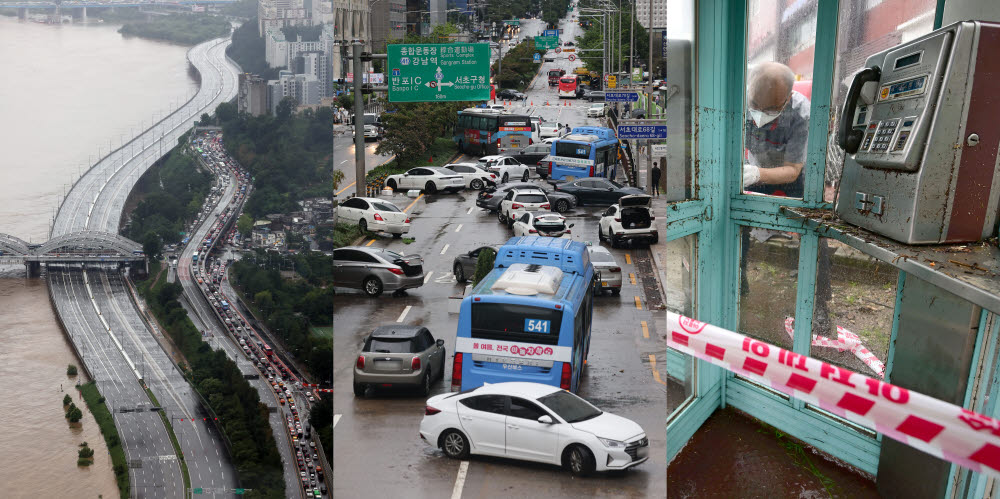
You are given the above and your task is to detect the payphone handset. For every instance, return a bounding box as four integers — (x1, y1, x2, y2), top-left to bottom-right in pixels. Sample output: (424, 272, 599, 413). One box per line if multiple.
(835, 21, 1000, 245)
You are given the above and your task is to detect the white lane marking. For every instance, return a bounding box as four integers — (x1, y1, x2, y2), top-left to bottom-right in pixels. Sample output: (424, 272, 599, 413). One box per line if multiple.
(424, 272, 434, 284)
(466, 207, 474, 214)
(396, 306, 412, 323)
(333, 414, 342, 428)
(440, 243, 450, 255)
(455, 224, 463, 233)
(451, 461, 469, 499)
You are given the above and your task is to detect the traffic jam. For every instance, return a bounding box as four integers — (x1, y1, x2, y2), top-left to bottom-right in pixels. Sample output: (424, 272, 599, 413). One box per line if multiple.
(187, 132, 328, 497)
(333, 29, 666, 496)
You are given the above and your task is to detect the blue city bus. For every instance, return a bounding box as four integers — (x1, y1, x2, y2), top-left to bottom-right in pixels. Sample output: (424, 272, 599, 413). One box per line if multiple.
(452, 236, 596, 393)
(454, 108, 534, 156)
(545, 126, 620, 181)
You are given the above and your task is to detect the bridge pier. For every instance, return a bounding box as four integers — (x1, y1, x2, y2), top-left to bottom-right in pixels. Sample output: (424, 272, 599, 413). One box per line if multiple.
(18, 7, 27, 20)
(73, 6, 87, 23)
(26, 261, 41, 278)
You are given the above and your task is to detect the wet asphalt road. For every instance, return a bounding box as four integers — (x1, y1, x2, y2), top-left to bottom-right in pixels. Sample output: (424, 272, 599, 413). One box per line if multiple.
(333, 12, 666, 488)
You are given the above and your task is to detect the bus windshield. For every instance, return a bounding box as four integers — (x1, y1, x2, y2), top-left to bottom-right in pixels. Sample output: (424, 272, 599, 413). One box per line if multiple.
(471, 303, 562, 345)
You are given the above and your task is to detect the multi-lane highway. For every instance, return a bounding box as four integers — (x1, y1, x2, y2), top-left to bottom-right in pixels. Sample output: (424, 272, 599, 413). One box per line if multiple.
(49, 36, 241, 499)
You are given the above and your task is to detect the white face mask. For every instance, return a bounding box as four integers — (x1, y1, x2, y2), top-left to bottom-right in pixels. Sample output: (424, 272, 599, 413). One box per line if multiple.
(749, 108, 781, 128)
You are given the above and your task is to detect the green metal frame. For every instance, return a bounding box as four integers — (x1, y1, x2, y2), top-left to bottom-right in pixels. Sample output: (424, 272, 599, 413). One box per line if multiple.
(667, 0, 958, 473)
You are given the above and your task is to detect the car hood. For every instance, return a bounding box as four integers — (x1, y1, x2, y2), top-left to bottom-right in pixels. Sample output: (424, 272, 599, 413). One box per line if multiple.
(569, 412, 644, 442)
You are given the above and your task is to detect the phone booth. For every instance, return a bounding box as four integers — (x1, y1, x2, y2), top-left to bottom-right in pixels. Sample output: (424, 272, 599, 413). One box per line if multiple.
(666, 1, 1000, 497)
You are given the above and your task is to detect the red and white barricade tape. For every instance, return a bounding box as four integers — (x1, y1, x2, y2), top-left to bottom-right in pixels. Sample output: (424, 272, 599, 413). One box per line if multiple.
(669, 312, 1000, 477)
(783, 317, 886, 378)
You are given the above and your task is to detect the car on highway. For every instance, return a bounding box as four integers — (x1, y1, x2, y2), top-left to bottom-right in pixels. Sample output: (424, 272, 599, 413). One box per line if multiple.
(498, 188, 551, 226)
(335, 197, 410, 238)
(332, 247, 424, 297)
(354, 324, 447, 396)
(419, 381, 649, 476)
(511, 211, 573, 238)
(552, 178, 645, 206)
(476, 182, 577, 213)
(476, 156, 531, 183)
(587, 103, 607, 118)
(507, 143, 552, 171)
(497, 88, 526, 101)
(385, 167, 465, 194)
(452, 245, 500, 283)
(598, 194, 658, 247)
(587, 246, 623, 295)
(443, 163, 497, 190)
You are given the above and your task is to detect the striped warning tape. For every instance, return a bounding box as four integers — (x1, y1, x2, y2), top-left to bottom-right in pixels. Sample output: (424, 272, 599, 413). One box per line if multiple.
(783, 317, 886, 378)
(669, 312, 1000, 477)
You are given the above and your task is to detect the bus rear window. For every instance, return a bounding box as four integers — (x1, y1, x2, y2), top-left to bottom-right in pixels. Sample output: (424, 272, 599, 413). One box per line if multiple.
(471, 303, 562, 345)
(555, 142, 591, 159)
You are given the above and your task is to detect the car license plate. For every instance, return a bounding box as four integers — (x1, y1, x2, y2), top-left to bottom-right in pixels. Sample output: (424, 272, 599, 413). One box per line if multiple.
(471, 354, 553, 368)
(601, 281, 608, 286)
(374, 360, 402, 370)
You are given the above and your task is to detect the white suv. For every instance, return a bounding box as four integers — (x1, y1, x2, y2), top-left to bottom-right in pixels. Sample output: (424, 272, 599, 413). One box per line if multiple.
(478, 156, 531, 183)
(598, 194, 658, 247)
(498, 189, 550, 227)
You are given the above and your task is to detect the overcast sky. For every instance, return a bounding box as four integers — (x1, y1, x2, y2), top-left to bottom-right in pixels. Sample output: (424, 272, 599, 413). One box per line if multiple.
(668, 0, 695, 40)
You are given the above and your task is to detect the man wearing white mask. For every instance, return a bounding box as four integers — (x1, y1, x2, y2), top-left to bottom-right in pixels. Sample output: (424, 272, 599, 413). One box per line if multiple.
(742, 62, 809, 197)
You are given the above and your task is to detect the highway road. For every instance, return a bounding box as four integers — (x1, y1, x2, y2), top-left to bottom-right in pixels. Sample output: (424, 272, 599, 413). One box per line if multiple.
(48, 36, 241, 499)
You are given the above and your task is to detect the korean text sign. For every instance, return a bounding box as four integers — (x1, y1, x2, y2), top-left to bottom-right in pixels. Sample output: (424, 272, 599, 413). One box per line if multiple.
(387, 43, 491, 102)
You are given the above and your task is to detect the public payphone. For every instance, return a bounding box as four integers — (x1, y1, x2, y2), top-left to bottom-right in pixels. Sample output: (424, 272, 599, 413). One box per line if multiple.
(836, 21, 1000, 245)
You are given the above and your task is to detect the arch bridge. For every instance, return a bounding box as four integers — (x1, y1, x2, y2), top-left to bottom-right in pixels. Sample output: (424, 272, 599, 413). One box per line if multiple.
(0, 231, 146, 277)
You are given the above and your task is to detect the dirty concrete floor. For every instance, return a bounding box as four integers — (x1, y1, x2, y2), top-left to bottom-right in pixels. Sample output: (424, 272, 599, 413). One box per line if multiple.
(668, 407, 879, 499)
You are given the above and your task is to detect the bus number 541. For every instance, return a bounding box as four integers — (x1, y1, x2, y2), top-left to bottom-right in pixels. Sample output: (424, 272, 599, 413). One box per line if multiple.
(524, 319, 550, 334)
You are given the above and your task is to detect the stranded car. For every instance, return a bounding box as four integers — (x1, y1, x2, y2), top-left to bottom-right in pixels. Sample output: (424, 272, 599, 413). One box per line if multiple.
(335, 197, 410, 238)
(498, 189, 551, 227)
(598, 194, 658, 246)
(332, 247, 424, 297)
(354, 325, 447, 396)
(385, 167, 465, 194)
(511, 211, 573, 238)
(419, 382, 649, 476)
(587, 245, 623, 295)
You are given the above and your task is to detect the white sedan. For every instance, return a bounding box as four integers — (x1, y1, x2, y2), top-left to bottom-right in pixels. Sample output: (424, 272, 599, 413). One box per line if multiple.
(419, 382, 649, 476)
(443, 163, 498, 190)
(386, 167, 465, 194)
(477, 155, 531, 183)
(335, 197, 410, 238)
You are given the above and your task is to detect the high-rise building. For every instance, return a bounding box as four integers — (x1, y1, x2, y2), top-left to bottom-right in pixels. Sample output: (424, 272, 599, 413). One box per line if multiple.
(636, 0, 666, 30)
(428, 0, 446, 32)
(238, 73, 269, 116)
(370, 0, 407, 51)
(301, 51, 331, 97)
(259, 0, 311, 36)
(405, 0, 424, 35)
(313, 0, 333, 24)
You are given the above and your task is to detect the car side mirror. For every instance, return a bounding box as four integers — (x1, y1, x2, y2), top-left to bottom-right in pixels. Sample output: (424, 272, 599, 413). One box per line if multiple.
(436, 339, 445, 347)
(537, 415, 555, 424)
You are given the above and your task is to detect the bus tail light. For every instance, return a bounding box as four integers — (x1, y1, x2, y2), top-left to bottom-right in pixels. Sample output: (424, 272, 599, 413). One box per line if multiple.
(589, 164, 594, 177)
(528, 138, 533, 145)
(548, 162, 553, 176)
(356, 356, 365, 370)
(411, 356, 421, 371)
(560, 363, 572, 390)
(451, 353, 463, 391)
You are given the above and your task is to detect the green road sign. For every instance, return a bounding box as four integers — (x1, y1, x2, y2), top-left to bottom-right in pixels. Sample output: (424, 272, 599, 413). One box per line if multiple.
(534, 36, 559, 50)
(387, 43, 491, 102)
(193, 488, 203, 495)
(504, 19, 520, 26)
(233, 489, 245, 495)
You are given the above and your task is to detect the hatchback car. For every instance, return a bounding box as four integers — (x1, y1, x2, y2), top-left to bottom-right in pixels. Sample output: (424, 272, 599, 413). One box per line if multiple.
(452, 245, 499, 283)
(598, 194, 658, 247)
(385, 167, 465, 194)
(587, 246, 623, 295)
(419, 382, 649, 476)
(333, 247, 424, 297)
(498, 189, 550, 227)
(552, 178, 645, 206)
(476, 182, 577, 213)
(511, 211, 573, 238)
(355, 325, 446, 396)
(335, 197, 410, 238)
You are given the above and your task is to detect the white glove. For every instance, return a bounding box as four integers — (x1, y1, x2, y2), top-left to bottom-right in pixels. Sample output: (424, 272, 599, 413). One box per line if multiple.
(742, 164, 761, 189)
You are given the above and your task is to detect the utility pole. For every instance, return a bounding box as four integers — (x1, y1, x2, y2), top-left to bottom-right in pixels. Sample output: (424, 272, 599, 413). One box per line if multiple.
(630, 2, 634, 85)
(353, 40, 365, 198)
(648, 0, 654, 91)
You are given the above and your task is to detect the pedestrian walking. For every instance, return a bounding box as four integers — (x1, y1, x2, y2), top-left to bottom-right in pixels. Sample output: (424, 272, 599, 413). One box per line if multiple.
(651, 162, 661, 196)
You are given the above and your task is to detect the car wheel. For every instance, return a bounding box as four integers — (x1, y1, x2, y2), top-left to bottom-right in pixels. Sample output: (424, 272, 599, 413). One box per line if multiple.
(521, 170, 530, 182)
(611, 289, 621, 296)
(363, 276, 383, 297)
(353, 382, 365, 397)
(566, 445, 596, 477)
(652, 234, 659, 245)
(392, 233, 402, 239)
(441, 430, 470, 459)
(555, 199, 570, 213)
(359, 219, 368, 233)
(498, 210, 506, 224)
(387, 179, 397, 191)
(454, 262, 466, 283)
(425, 181, 437, 194)
(502, 172, 509, 183)
(420, 372, 431, 396)
(598, 227, 606, 242)
(470, 178, 483, 190)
